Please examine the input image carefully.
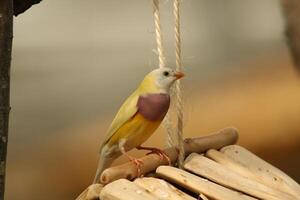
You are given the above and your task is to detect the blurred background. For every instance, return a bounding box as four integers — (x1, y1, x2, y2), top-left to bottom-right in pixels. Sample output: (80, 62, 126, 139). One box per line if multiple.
(7, 0, 300, 199)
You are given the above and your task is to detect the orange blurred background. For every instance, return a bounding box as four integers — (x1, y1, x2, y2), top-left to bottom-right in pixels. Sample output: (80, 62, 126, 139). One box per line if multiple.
(7, 0, 300, 199)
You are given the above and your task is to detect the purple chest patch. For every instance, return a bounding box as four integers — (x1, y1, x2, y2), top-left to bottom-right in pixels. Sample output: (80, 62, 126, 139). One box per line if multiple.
(137, 93, 170, 121)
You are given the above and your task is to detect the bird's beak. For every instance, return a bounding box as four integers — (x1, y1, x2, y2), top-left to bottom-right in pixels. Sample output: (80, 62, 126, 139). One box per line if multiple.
(174, 71, 185, 80)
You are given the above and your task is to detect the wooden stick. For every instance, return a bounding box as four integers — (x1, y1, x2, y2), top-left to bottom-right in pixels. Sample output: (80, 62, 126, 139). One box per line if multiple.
(220, 145, 300, 198)
(184, 153, 295, 200)
(134, 177, 196, 200)
(183, 127, 238, 155)
(206, 149, 259, 181)
(100, 179, 157, 200)
(100, 127, 238, 184)
(156, 166, 257, 200)
(75, 184, 104, 200)
(199, 194, 209, 200)
(206, 148, 300, 199)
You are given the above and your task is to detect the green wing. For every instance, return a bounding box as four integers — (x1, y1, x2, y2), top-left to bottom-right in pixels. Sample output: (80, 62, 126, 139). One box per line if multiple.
(100, 89, 139, 149)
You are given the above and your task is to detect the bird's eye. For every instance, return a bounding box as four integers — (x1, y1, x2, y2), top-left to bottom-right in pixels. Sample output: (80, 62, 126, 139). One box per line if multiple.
(163, 71, 169, 76)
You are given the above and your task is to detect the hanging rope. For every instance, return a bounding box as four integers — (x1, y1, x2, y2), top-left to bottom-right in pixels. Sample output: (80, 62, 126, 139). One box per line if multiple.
(173, 0, 185, 168)
(153, 0, 174, 147)
(152, 0, 185, 167)
(153, 0, 166, 69)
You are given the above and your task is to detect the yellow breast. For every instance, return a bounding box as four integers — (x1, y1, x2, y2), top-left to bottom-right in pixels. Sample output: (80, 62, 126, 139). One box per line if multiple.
(106, 113, 161, 150)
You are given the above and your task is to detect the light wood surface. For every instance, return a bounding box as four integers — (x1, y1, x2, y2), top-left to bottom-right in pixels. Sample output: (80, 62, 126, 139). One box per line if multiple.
(100, 179, 157, 200)
(184, 153, 295, 200)
(134, 177, 197, 200)
(206, 148, 300, 199)
(156, 166, 257, 200)
(76, 184, 103, 200)
(221, 145, 300, 198)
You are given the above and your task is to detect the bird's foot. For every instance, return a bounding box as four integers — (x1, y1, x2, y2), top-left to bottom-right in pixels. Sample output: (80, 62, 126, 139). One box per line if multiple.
(147, 148, 171, 165)
(128, 156, 144, 177)
(138, 146, 171, 165)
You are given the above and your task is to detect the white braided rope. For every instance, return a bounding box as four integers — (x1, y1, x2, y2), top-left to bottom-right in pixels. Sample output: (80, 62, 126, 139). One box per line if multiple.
(173, 0, 185, 168)
(152, 0, 174, 147)
(153, 0, 166, 69)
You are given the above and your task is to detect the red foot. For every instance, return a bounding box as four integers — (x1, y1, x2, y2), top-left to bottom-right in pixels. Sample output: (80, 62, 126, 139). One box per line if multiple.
(137, 146, 171, 165)
(128, 157, 144, 177)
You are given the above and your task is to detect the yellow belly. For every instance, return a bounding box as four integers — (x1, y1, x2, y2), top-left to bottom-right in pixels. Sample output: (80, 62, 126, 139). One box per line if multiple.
(107, 113, 161, 150)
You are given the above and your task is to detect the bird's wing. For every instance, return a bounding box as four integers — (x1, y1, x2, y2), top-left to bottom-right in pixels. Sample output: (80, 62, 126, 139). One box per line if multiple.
(100, 90, 140, 149)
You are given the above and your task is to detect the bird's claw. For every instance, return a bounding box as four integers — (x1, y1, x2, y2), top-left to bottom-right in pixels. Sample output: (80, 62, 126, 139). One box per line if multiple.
(146, 148, 171, 165)
(129, 157, 144, 177)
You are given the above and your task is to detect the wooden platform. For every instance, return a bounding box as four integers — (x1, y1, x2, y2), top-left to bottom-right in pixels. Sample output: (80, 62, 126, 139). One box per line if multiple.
(77, 129, 300, 200)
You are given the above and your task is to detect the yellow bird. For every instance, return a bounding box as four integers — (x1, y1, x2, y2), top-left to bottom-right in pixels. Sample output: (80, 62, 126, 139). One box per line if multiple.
(93, 67, 184, 183)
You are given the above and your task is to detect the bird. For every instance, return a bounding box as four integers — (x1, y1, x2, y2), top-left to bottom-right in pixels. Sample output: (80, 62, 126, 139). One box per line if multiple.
(93, 67, 184, 183)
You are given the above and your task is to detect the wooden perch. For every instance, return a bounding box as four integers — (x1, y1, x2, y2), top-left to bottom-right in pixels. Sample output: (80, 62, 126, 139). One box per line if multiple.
(134, 177, 197, 200)
(76, 184, 103, 200)
(100, 127, 238, 184)
(206, 149, 259, 182)
(220, 145, 300, 198)
(206, 148, 300, 199)
(156, 166, 257, 200)
(100, 178, 198, 200)
(77, 134, 300, 200)
(184, 153, 296, 200)
(100, 179, 157, 200)
(76, 128, 238, 200)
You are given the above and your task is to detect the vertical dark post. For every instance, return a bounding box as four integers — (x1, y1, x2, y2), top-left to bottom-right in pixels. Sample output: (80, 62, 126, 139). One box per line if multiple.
(0, 0, 13, 199)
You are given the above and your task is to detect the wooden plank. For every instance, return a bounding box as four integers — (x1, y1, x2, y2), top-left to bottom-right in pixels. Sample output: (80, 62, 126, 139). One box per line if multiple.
(206, 148, 300, 199)
(156, 166, 257, 200)
(100, 179, 157, 200)
(184, 153, 295, 200)
(199, 193, 209, 200)
(134, 177, 197, 200)
(221, 145, 300, 198)
(76, 184, 103, 200)
(206, 149, 259, 181)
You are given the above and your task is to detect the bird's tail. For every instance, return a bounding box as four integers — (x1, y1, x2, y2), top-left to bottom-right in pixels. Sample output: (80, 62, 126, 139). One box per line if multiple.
(93, 154, 114, 184)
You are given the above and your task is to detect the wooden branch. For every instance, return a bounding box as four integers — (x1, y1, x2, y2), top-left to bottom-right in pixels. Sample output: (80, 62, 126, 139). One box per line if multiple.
(281, 0, 300, 70)
(156, 166, 257, 200)
(184, 153, 296, 200)
(13, 0, 42, 16)
(100, 127, 238, 184)
(0, 0, 13, 199)
(206, 148, 300, 198)
(220, 145, 300, 198)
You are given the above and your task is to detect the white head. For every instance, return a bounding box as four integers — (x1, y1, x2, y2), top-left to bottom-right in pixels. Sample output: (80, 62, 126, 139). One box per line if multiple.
(142, 67, 184, 93)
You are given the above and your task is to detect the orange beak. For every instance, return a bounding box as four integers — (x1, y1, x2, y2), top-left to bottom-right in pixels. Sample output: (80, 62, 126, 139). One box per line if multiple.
(174, 71, 185, 80)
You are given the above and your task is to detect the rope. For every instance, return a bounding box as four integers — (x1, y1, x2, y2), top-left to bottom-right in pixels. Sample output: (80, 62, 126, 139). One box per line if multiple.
(153, 0, 166, 69)
(173, 0, 185, 168)
(153, 0, 174, 147)
(152, 0, 185, 166)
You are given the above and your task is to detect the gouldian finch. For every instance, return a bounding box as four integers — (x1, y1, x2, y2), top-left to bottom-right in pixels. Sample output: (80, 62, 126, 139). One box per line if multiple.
(93, 67, 184, 183)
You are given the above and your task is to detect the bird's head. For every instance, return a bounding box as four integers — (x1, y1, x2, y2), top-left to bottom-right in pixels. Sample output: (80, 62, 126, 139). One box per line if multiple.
(141, 67, 184, 93)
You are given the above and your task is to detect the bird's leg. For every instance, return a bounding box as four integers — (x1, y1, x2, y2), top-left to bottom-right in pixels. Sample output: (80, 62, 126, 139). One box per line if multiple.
(136, 146, 171, 165)
(119, 139, 144, 176)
